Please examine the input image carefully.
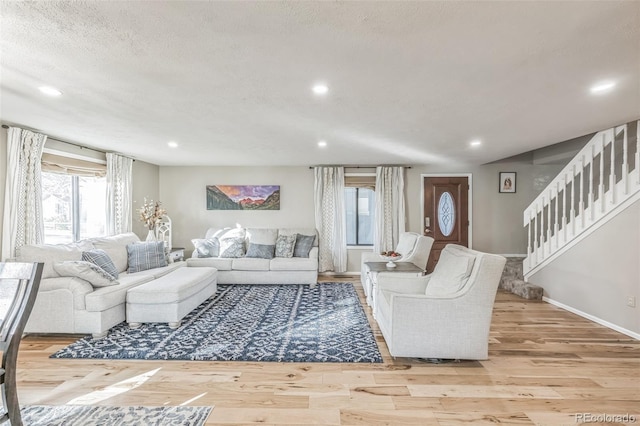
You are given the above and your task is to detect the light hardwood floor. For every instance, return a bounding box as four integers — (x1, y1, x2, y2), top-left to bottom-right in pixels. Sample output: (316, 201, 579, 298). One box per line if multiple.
(16, 278, 640, 425)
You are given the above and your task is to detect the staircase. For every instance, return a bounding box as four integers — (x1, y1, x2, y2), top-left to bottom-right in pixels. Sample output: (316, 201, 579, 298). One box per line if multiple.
(523, 120, 640, 279)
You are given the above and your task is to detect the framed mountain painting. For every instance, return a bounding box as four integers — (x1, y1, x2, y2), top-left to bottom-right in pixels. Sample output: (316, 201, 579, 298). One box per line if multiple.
(206, 185, 280, 210)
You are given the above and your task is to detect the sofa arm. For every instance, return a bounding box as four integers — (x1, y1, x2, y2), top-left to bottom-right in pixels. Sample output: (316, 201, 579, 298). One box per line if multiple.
(38, 276, 94, 310)
(377, 273, 431, 294)
(308, 246, 319, 260)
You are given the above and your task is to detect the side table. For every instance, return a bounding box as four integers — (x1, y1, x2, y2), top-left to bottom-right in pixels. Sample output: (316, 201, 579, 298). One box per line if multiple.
(364, 262, 424, 315)
(168, 247, 185, 262)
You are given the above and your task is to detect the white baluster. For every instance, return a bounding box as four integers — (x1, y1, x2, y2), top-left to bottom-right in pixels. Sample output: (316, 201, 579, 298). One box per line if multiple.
(547, 191, 552, 247)
(570, 166, 576, 237)
(527, 212, 532, 268)
(622, 124, 628, 194)
(610, 128, 616, 205)
(534, 205, 539, 264)
(562, 174, 568, 242)
(589, 144, 594, 221)
(579, 156, 585, 229)
(554, 182, 560, 248)
(600, 134, 606, 213)
(636, 120, 640, 185)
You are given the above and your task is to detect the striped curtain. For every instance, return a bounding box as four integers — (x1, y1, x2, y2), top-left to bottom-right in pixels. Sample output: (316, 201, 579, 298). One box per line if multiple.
(314, 167, 347, 272)
(374, 166, 406, 254)
(106, 153, 133, 235)
(1, 127, 47, 259)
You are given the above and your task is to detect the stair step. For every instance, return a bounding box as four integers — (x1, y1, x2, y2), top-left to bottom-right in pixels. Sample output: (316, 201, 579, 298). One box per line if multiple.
(510, 279, 543, 300)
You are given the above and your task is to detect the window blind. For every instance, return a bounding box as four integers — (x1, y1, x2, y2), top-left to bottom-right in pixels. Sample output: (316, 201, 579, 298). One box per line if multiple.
(41, 153, 107, 177)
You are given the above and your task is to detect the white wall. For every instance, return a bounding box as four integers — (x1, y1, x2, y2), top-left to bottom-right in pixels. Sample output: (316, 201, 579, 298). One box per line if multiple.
(132, 160, 160, 240)
(528, 199, 640, 336)
(159, 166, 315, 254)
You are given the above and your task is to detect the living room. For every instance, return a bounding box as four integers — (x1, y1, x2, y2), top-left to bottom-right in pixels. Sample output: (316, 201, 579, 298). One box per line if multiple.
(1, 1, 639, 425)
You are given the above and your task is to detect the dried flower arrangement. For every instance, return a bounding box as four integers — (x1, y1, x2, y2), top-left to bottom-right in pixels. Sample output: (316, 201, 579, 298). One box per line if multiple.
(138, 198, 167, 230)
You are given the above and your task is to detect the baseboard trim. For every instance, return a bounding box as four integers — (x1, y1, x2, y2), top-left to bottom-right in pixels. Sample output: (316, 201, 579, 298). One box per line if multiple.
(500, 254, 527, 258)
(543, 296, 640, 340)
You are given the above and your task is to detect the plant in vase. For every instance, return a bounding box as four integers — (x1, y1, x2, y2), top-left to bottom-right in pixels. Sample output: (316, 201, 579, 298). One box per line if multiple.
(138, 198, 167, 241)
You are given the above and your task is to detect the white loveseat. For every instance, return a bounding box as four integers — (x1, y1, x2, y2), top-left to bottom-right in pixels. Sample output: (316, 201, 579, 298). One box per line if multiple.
(187, 227, 319, 285)
(16, 232, 217, 338)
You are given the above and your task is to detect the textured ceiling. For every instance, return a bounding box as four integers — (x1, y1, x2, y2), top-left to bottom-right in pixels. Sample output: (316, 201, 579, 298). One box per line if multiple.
(1, 1, 638, 166)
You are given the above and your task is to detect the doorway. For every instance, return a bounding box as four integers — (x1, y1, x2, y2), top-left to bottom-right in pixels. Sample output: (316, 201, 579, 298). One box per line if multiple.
(422, 175, 471, 273)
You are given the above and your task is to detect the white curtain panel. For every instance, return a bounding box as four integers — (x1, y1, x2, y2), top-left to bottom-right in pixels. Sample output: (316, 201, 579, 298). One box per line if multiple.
(374, 166, 406, 254)
(1, 127, 47, 260)
(106, 153, 133, 235)
(314, 167, 347, 272)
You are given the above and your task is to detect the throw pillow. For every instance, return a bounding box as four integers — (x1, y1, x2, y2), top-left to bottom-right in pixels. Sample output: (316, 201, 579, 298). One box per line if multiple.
(82, 249, 119, 279)
(126, 241, 168, 273)
(293, 234, 315, 257)
(245, 243, 275, 259)
(53, 261, 118, 288)
(219, 237, 245, 258)
(425, 248, 476, 297)
(275, 234, 297, 258)
(246, 228, 278, 246)
(191, 238, 219, 258)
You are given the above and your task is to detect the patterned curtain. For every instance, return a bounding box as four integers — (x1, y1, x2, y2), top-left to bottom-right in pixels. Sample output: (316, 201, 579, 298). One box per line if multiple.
(1, 127, 47, 260)
(106, 153, 133, 235)
(374, 166, 406, 254)
(314, 167, 347, 272)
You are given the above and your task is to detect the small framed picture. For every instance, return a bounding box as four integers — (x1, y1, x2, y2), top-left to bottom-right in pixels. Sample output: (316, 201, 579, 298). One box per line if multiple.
(499, 172, 516, 193)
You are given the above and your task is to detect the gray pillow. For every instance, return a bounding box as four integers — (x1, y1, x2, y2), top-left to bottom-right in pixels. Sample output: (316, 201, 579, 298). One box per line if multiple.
(82, 249, 119, 279)
(275, 234, 297, 258)
(293, 234, 315, 257)
(245, 243, 275, 259)
(127, 241, 168, 273)
(191, 238, 219, 258)
(219, 237, 245, 258)
(53, 261, 118, 288)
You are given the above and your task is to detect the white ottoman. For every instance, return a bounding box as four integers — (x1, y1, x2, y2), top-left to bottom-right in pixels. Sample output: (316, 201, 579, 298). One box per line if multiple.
(126, 266, 217, 329)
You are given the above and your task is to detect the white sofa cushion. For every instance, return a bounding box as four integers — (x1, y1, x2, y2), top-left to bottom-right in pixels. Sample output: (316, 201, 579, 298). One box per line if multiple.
(39, 277, 94, 310)
(425, 247, 476, 296)
(270, 257, 318, 271)
(85, 273, 154, 312)
(53, 260, 119, 288)
(246, 228, 278, 245)
(91, 232, 140, 273)
(17, 240, 95, 279)
(125, 261, 185, 280)
(395, 233, 418, 258)
(187, 257, 232, 270)
(232, 258, 270, 271)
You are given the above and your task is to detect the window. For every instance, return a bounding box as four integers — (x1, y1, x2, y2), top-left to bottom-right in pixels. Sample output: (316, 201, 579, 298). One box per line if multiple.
(41, 152, 107, 244)
(344, 174, 376, 246)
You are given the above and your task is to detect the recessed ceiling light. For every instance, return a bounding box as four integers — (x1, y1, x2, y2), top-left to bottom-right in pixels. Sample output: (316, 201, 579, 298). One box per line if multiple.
(318, 140, 327, 147)
(38, 86, 62, 97)
(312, 84, 329, 95)
(167, 141, 178, 148)
(470, 139, 482, 147)
(590, 81, 616, 94)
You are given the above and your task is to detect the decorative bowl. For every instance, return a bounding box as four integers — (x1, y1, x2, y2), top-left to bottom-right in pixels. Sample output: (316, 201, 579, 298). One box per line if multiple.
(381, 255, 403, 268)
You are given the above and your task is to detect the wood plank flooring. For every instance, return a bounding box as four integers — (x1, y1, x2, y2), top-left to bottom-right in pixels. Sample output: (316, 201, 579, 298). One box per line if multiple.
(15, 278, 640, 425)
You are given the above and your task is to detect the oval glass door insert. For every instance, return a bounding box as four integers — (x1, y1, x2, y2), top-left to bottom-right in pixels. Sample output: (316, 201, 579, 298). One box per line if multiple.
(438, 192, 455, 236)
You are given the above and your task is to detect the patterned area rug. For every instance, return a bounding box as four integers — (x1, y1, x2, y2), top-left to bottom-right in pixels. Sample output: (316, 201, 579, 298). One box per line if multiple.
(51, 282, 382, 363)
(21, 405, 212, 426)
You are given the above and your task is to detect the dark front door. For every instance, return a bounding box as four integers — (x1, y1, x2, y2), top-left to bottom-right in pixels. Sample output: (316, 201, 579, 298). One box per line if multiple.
(423, 176, 469, 273)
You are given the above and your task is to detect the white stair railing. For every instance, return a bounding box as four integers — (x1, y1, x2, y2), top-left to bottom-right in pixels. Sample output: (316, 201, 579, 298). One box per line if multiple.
(523, 120, 640, 276)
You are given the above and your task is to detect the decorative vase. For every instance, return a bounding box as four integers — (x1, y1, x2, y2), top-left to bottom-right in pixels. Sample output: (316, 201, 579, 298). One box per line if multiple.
(146, 229, 156, 242)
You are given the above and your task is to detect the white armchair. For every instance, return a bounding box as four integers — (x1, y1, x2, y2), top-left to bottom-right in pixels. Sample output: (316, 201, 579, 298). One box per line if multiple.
(374, 244, 506, 360)
(360, 232, 434, 301)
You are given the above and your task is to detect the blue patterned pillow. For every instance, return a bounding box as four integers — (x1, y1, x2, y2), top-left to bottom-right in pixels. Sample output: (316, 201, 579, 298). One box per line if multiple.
(245, 243, 275, 259)
(293, 234, 315, 257)
(126, 241, 168, 273)
(82, 249, 119, 279)
(219, 237, 245, 258)
(275, 234, 297, 258)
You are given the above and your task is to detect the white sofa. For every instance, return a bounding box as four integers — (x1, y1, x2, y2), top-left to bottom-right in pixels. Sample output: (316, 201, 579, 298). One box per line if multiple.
(374, 244, 506, 360)
(16, 232, 217, 338)
(187, 227, 319, 285)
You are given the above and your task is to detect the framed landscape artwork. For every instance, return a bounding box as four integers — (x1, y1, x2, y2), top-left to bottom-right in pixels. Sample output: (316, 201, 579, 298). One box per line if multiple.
(206, 185, 280, 210)
(499, 172, 516, 193)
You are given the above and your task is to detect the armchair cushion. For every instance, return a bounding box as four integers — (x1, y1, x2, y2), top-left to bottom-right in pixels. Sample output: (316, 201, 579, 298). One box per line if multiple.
(425, 247, 475, 296)
(395, 233, 418, 257)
